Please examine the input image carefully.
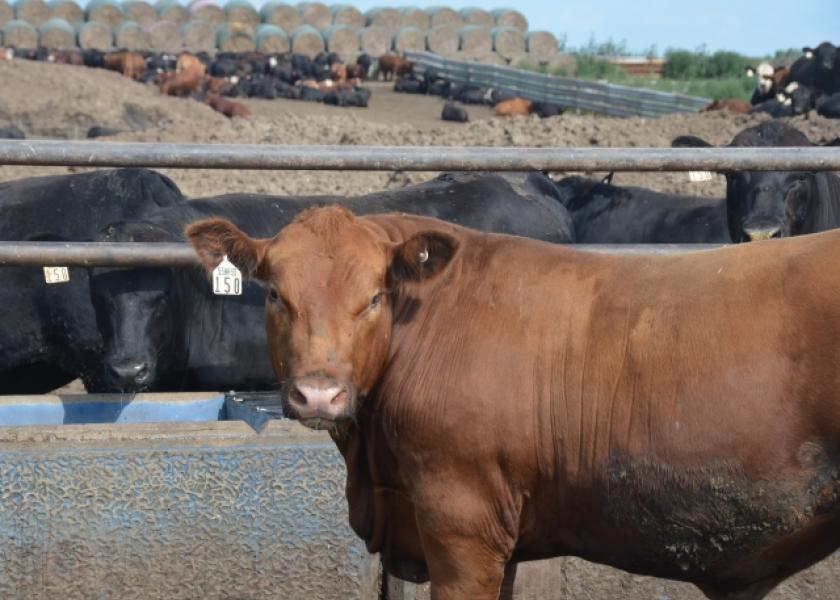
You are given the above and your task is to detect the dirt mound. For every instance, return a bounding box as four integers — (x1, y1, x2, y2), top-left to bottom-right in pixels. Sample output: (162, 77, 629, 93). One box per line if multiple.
(1, 58, 839, 199)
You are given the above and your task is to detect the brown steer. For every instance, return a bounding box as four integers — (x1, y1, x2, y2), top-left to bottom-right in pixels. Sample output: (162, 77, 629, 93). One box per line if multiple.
(188, 207, 840, 600)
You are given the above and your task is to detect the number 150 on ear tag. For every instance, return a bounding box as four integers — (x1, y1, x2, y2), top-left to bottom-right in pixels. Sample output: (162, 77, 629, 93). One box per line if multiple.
(213, 255, 242, 296)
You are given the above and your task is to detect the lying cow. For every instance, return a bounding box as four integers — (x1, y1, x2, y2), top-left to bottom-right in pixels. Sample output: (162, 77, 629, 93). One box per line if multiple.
(88, 172, 573, 393)
(0, 169, 184, 394)
(673, 121, 840, 241)
(441, 102, 468, 122)
(701, 98, 752, 114)
(495, 98, 533, 117)
(555, 176, 729, 242)
(188, 205, 840, 600)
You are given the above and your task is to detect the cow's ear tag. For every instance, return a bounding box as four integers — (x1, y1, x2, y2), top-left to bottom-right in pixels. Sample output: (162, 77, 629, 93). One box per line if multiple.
(418, 248, 429, 263)
(688, 171, 714, 182)
(212, 255, 242, 296)
(43, 266, 70, 284)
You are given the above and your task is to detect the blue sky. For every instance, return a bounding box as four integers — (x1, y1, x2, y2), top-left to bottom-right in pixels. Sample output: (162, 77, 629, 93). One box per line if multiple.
(325, 0, 839, 57)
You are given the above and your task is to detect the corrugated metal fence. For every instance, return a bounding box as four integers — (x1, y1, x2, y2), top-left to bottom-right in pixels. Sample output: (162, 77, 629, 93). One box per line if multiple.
(405, 51, 711, 118)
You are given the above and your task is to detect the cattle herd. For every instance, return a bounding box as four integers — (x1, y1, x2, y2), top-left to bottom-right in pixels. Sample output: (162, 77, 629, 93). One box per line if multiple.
(3, 37, 840, 600)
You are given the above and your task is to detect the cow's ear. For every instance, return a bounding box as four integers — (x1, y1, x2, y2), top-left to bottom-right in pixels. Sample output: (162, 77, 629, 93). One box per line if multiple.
(745, 65, 755, 77)
(185, 218, 268, 280)
(803, 47, 814, 58)
(671, 135, 713, 148)
(389, 231, 458, 284)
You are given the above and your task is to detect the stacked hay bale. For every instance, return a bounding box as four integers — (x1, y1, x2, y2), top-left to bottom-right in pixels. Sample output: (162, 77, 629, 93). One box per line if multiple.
(491, 7, 527, 32)
(155, 0, 188, 25)
(3, 17, 37, 45)
(48, 0, 81, 24)
(490, 26, 523, 61)
(86, 0, 124, 28)
(322, 23, 357, 59)
(260, 1, 299, 32)
(426, 6, 460, 28)
(254, 22, 288, 53)
(330, 4, 363, 28)
(122, 0, 154, 27)
(217, 21, 254, 52)
(77, 19, 112, 49)
(0, 1, 12, 28)
(364, 6, 398, 28)
(39, 15, 74, 47)
(457, 24, 491, 59)
(188, 0, 224, 26)
(458, 7, 493, 28)
(398, 6, 427, 29)
(393, 25, 423, 52)
(115, 19, 147, 48)
(297, 2, 329, 29)
(358, 24, 390, 56)
(146, 18, 180, 51)
(224, 0, 257, 27)
(425, 24, 457, 56)
(290, 23, 322, 56)
(181, 17, 215, 52)
(525, 30, 557, 62)
(14, 0, 49, 27)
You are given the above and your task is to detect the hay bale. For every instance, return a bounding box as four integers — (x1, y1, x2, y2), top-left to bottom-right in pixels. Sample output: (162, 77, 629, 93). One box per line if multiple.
(155, 0, 187, 24)
(330, 4, 362, 28)
(254, 23, 287, 53)
(526, 30, 558, 62)
(0, 1, 12, 28)
(224, 0, 258, 26)
(86, 0, 125, 28)
(364, 6, 398, 28)
(357, 24, 389, 56)
(14, 0, 49, 27)
(546, 52, 576, 74)
(121, 0, 155, 27)
(426, 6, 460, 28)
(297, 2, 329, 29)
(3, 17, 36, 45)
(491, 26, 523, 60)
(290, 23, 322, 57)
(77, 19, 112, 49)
(458, 7, 492, 28)
(425, 24, 457, 56)
(146, 18, 180, 51)
(217, 21, 254, 52)
(181, 18, 216, 51)
(188, 0, 225, 26)
(491, 8, 527, 32)
(457, 25, 491, 59)
(392, 25, 422, 52)
(48, 0, 81, 24)
(38, 15, 73, 47)
(398, 6, 427, 30)
(115, 19, 148, 48)
(260, 1, 300, 32)
(322, 23, 356, 59)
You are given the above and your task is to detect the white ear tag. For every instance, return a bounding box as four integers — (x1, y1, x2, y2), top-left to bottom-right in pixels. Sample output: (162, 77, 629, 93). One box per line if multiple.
(688, 171, 714, 182)
(212, 255, 242, 296)
(43, 266, 70, 284)
(418, 248, 429, 263)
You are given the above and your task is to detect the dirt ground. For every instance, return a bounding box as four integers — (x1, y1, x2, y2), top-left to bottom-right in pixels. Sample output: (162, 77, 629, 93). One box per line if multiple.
(2, 58, 840, 202)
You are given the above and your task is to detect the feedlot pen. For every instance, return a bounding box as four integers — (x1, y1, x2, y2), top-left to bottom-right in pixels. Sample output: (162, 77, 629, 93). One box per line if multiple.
(0, 140, 839, 600)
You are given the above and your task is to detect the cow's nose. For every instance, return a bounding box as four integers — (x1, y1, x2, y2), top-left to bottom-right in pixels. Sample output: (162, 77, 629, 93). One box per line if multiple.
(287, 377, 349, 420)
(744, 227, 782, 242)
(109, 361, 152, 386)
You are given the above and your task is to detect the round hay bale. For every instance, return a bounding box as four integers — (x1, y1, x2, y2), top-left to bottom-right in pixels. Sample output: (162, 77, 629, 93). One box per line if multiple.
(297, 2, 329, 29)
(121, 0, 154, 27)
(481, 51, 506, 66)
(38, 15, 73, 47)
(458, 7, 492, 28)
(188, 0, 224, 26)
(426, 6, 460, 28)
(146, 18, 180, 51)
(545, 52, 576, 74)
(357, 24, 389, 56)
(77, 20, 112, 49)
(3, 17, 36, 45)
(217, 21, 254, 52)
(86, 0, 125, 28)
(290, 23, 322, 57)
(115, 19, 148, 48)
(526, 30, 558, 62)
(425, 24, 457, 56)
(491, 8, 527, 32)
(398, 6, 427, 30)
(457, 25, 491, 59)
(155, 0, 187, 24)
(364, 7, 398, 28)
(254, 23, 288, 53)
(392, 25, 422, 52)
(181, 18, 216, 51)
(224, 0, 257, 27)
(260, 1, 300, 32)
(14, 0, 49, 27)
(322, 23, 356, 59)
(48, 0, 81, 24)
(490, 26, 523, 60)
(0, 1, 13, 28)
(330, 4, 362, 28)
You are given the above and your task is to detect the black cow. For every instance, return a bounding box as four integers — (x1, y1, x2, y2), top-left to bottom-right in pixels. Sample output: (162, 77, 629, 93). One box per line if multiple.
(532, 101, 564, 118)
(817, 92, 840, 118)
(441, 102, 469, 122)
(673, 121, 840, 242)
(788, 42, 839, 95)
(89, 172, 574, 392)
(0, 169, 184, 394)
(87, 126, 123, 138)
(0, 125, 25, 139)
(555, 176, 729, 243)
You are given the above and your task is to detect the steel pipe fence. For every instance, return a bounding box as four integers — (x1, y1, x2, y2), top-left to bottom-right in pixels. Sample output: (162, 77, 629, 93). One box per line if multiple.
(0, 140, 839, 171)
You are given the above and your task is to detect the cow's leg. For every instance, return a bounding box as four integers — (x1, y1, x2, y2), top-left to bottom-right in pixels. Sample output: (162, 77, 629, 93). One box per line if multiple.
(418, 527, 507, 600)
(499, 562, 517, 600)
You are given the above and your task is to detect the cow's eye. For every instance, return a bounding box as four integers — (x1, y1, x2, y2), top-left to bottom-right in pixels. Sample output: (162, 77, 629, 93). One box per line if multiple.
(370, 293, 382, 307)
(268, 288, 279, 302)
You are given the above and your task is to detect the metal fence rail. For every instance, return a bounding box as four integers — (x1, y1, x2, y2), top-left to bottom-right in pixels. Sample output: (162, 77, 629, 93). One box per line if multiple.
(1, 140, 840, 171)
(405, 51, 710, 118)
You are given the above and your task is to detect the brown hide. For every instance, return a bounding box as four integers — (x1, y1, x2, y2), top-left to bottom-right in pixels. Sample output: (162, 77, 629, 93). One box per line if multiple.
(187, 208, 840, 600)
